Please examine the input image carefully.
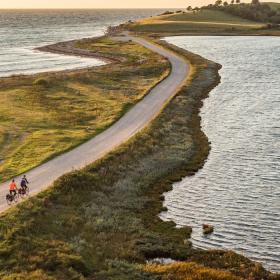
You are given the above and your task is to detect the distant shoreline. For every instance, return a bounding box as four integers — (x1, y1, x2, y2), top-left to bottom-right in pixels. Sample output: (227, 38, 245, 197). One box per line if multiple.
(36, 38, 116, 64)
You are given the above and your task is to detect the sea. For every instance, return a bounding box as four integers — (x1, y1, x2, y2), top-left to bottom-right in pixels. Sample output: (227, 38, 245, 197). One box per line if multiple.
(161, 36, 280, 272)
(0, 9, 165, 77)
(0, 10, 279, 272)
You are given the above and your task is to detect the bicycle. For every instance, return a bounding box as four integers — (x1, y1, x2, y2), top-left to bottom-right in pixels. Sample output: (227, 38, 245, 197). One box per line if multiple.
(18, 186, 30, 198)
(6, 191, 19, 205)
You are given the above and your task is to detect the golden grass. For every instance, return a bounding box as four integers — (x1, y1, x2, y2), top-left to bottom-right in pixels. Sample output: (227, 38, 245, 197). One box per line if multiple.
(0, 37, 169, 182)
(126, 9, 279, 36)
(143, 262, 241, 280)
(162, 9, 260, 24)
(0, 38, 276, 280)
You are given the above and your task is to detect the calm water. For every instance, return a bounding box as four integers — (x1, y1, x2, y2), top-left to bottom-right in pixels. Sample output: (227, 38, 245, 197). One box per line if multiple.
(0, 9, 164, 77)
(161, 36, 280, 272)
(1, 12, 279, 271)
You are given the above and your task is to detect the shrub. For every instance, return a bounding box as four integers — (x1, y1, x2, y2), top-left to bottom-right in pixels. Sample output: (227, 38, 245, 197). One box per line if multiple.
(144, 262, 241, 280)
(1, 270, 56, 280)
(161, 11, 174, 15)
(33, 78, 49, 87)
(208, 2, 280, 23)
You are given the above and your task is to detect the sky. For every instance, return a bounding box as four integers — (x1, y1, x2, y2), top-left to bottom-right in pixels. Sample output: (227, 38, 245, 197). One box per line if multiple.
(0, 0, 279, 9)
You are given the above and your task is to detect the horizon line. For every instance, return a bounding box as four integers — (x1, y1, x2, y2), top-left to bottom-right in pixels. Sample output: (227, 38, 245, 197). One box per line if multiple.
(0, 7, 184, 10)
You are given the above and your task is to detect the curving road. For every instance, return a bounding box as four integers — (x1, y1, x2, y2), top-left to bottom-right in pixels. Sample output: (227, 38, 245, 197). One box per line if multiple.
(0, 34, 189, 213)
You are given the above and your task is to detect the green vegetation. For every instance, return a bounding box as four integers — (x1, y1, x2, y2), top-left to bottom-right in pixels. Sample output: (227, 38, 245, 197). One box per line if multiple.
(33, 78, 50, 87)
(0, 39, 277, 280)
(0, 37, 169, 182)
(144, 262, 242, 280)
(129, 20, 261, 35)
(163, 9, 257, 24)
(267, 2, 280, 11)
(206, 1, 280, 24)
(127, 3, 280, 36)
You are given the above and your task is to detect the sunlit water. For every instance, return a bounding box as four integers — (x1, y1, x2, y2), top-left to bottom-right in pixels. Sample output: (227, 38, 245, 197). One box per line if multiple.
(0, 9, 164, 77)
(161, 36, 280, 272)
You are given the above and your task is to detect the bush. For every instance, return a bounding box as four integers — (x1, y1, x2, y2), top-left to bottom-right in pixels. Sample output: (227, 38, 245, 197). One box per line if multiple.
(208, 2, 280, 23)
(1, 270, 56, 280)
(33, 78, 49, 87)
(144, 262, 241, 280)
(161, 11, 174, 15)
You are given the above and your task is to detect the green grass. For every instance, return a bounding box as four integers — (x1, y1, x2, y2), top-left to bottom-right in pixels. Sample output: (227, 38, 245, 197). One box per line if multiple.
(126, 8, 280, 36)
(0, 39, 277, 280)
(164, 9, 258, 24)
(130, 21, 260, 34)
(0, 37, 169, 182)
(266, 2, 280, 11)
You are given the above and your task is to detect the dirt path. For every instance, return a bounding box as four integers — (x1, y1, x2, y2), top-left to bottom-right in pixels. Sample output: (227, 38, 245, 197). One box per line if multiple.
(0, 34, 189, 213)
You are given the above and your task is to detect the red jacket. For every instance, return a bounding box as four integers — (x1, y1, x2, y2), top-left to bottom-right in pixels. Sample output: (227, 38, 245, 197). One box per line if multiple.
(9, 182, 17, 191)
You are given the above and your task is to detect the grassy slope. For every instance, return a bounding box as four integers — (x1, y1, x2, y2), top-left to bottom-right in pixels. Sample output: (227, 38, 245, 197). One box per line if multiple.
(163, 9, 258, 24)
(267, 2, 280, 11)
(0, 37, 169, 182)
(0, 39, 278, 280)
(128, 9, 280, 36)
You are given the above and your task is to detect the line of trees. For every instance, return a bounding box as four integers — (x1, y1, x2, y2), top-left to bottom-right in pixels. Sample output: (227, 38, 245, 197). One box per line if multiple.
(204, 0, 280, 24)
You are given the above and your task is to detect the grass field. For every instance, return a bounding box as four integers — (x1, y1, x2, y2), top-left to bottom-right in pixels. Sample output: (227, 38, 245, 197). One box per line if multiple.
(0, 39, 277, 280)
(127, 9, 280, 36)
(267, 2, 280, 11)
(163, 9, 258, 24)
(0, 37, 169, 182)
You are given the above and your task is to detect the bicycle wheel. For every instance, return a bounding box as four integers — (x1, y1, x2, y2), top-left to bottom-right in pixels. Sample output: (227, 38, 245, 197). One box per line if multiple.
(25, 187, 30, 196)
(13, 194, 19, 203)
(6, 195, 12, 206)
(19, 189, 24, 199)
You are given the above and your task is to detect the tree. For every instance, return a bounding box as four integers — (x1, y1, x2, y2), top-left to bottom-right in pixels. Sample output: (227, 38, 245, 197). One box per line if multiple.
(231, 0, 234, 4)
(187, 6, 192, 11)
(236, 0, 240, 4)
(215, 0, 223, 6)
(224, 1, 229, 6)
(252, 0, 260, 4)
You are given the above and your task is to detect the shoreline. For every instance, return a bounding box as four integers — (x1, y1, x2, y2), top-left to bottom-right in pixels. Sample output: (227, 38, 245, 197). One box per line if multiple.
(0, 36, 276, 278)
(36, 37, 121, 64)
(0, 37, 112, 82)
(0, 23, 278, 278)
(0, 33, 170, 183)
(159, 35, 280, 273)
(0, 33, 185, 209)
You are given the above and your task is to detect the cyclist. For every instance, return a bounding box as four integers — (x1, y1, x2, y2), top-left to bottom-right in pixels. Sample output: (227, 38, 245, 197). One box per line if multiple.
(9, 179, 17, 196)
(20, 175, 29, 191)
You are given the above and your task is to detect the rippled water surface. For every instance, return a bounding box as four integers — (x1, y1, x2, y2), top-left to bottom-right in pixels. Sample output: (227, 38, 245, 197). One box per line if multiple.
(161, 36, 280, 272)
(0, 9, 164, 77)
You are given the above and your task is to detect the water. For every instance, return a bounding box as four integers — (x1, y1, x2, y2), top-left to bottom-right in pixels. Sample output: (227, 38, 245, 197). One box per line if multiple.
(0, 9, 165, 77)
(1, 12, 279, 271)
(161, 36, 280, 272)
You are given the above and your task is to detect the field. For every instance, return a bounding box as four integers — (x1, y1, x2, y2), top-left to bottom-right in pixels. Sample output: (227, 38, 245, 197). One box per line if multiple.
(127, 9, 280, 36)
(267, 2, 280, 11)
(0, 38, 277, 280)
(0, 37, 169, 182)
(163, 9, 258, 24)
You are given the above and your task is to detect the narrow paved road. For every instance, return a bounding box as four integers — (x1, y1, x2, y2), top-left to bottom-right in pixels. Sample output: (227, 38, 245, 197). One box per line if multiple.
(0, 35, 189, 213)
